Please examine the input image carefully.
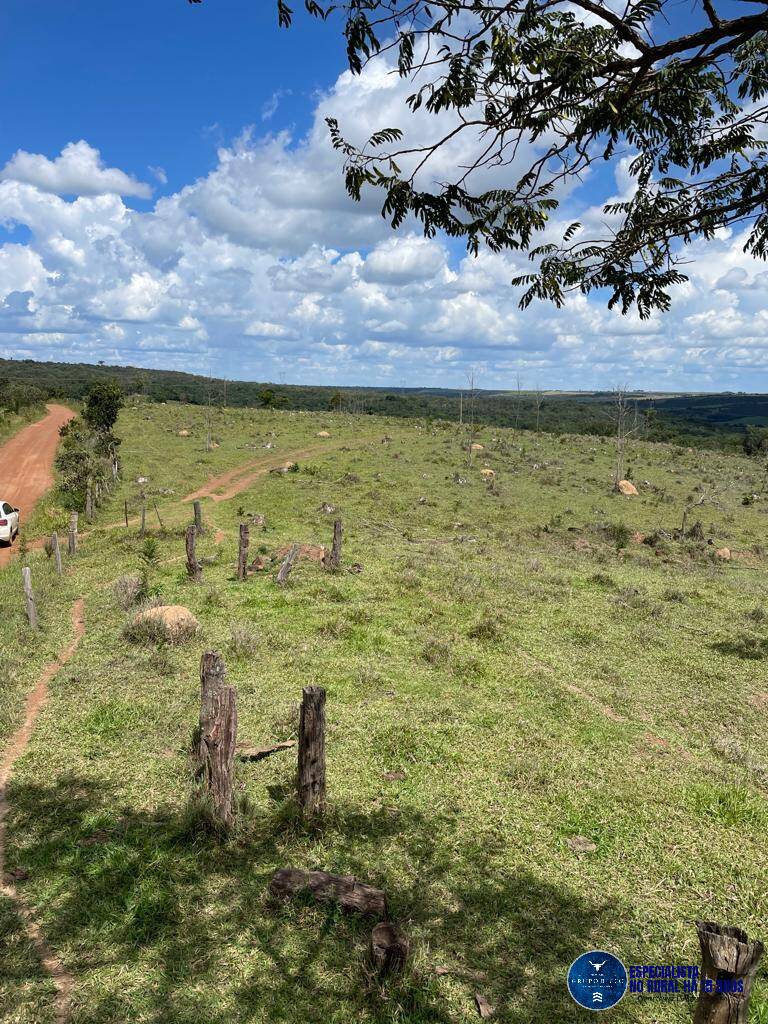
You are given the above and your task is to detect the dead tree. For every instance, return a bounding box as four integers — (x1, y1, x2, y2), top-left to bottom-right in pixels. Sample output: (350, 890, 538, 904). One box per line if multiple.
(323, 519, 343, 571)
(22, 567, 38, 629)
(68, 512, 78, 555)
(185, 525, 202, 582)
(237, 524, 250, 581)
(200, 684, 238, 831)
(276, 544, 299, 586)
(694, 921, 763, 1024)
(51, 532, 62, 575)
(298, 685, 326, 814)
(609, 384, 640, 489)
(193, 500, 204, 535)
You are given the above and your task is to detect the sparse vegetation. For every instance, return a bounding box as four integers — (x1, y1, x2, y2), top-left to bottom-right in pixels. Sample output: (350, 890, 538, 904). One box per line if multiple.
(1, 399, 767, 1023)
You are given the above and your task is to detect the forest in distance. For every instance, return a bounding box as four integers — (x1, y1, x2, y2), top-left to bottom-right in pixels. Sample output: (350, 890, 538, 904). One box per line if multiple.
(2, 356, 768, 453)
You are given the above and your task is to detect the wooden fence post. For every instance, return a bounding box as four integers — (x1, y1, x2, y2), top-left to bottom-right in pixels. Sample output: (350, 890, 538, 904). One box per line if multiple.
(85, 479, 93, 522)
(185, 525, 202, 582)
(68, 512, 78, 555)
(51, 532, 62, 575)
(193, 500, 204, 535)
(277, 544, 299, 586)
(139, 499, 146, 538)
(200, 683, 238, 831)
(153, 500, 164, 531)
(323, 518, 343, 572)
(124, 499, 129, 528)
(237, 524, 249, 581)
(298, 685, 326, 814)
(694, 921, 763, 1024)
(22, 567, 38, 629)
(198, 651, 227, 761)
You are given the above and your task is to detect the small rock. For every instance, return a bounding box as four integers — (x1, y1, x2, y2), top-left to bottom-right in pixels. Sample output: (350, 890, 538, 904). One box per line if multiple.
(275, 543, 326, 562)
(177, 429, 190, 437)
(316, 430, 331, 438)
(134, 605, 199, 643)
(617, 479, 639, 496)
(715, 547, 731, 560)
(480, 468, 495, 480)
(567, 836, 597, 854)
(136, 476, 149, 484)
(319, 503, 337, 514)
(470, 443, 485, 451)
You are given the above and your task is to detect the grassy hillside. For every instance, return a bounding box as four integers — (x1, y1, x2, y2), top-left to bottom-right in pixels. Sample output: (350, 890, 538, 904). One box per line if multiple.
(1, 400, 767, 1023)
(4, 355, 768, 450)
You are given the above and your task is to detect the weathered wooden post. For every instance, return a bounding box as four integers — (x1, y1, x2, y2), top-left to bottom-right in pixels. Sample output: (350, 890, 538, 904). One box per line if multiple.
(51, 532, 62, 575)
(124, 500, 129, 528)
(237, 524, 250, 581)
(153, 500, 165, 530)
(22, 567, 38, 629)
(198, 651, 226, 761)
(694, 921, 763, 1024)
(297, 685, 326, 814)
(139, 498, 146, 539)
(371, 922, 409, 978)
(193, 500, 204, 535)
(185, 524, 202, 582)
(323, 518, 343, 572)
(68, 511, 78, 554)
(277, 543, 299, 586)
(85, 478, 94, 522)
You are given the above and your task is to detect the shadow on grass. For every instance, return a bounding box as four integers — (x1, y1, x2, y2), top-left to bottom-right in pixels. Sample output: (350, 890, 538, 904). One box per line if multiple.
(5, 774, 613, 1024)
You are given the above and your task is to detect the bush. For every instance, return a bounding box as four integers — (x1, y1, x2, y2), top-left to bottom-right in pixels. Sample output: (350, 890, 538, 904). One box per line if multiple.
(605, 521, 631, 549)
(113, 574, 144, 610)
(228, 623, 259, 659)
(122, 614, 170, 647)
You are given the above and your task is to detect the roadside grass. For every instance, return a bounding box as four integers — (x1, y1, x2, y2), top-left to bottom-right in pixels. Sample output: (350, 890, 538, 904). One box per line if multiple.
(1, 400, 767, 1022)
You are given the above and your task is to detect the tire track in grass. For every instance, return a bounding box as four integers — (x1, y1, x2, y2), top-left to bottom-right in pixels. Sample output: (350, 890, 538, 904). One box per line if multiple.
(0, 598, 85, 1023)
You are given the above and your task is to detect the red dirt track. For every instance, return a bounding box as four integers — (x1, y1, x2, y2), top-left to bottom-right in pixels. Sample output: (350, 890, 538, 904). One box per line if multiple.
(0, 404, 74, 567)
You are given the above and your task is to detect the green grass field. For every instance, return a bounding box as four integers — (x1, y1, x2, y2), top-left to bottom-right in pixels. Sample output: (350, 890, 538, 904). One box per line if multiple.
(1, 398, 766, 1023)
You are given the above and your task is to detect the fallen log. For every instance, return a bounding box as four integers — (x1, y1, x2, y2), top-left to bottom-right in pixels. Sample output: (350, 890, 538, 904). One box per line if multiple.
(237, 740, 295, 762)
(269, 868, 387, 918)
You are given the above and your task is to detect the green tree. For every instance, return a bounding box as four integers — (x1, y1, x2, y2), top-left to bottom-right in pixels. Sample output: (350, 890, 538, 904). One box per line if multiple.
(258, 388, 277, 408)
(743, 425, 768, 457)
(273, 0, 768, 317)
(328, 391, 343, 412)
(83, 380, 124, 432)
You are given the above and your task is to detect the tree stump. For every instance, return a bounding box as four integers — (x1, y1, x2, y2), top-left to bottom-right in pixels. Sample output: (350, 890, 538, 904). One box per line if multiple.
(694, 920, 764, 1024)
(68, 512, 78, 555)
(200, 684, 238, 830)
(237, 524, 250, 581)
(298, 685, 326, 814)
(323, 518, 343, 571)
(371, 921, 409, 977)
(277, 544, 299, 586)
(51, 532, 62, 575)
(269, 868, 387, 917)
(22, 567, 38, 629)
(193, 500, 204, 535)
(198, 650, 226, 761)
(185, 525, 202, 582)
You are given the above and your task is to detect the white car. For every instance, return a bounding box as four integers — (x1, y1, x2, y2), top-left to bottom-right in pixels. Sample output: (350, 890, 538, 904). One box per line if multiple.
(0, 499, 20, 546)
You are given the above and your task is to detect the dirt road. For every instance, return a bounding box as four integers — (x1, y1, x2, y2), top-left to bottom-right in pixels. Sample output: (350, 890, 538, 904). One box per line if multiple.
(0, 404, 74, 567)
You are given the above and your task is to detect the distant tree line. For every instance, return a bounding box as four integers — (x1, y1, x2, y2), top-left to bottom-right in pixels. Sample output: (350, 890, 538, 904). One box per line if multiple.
(3, 357, 768, 453)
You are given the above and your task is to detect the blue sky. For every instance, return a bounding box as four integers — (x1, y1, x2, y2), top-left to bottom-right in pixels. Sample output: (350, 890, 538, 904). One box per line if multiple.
(1, 0, 767, 391)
